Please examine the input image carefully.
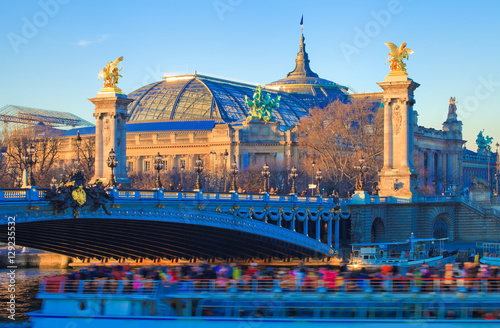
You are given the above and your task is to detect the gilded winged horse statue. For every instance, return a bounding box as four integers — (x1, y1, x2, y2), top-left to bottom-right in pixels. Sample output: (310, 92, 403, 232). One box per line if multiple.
(98, 56, 123, 90)
(384, 42, 413, 75)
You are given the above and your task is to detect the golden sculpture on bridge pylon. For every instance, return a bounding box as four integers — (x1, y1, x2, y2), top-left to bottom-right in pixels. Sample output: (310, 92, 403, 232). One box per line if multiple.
(384, 42, 413, 76)
(98, 56, 124, 93)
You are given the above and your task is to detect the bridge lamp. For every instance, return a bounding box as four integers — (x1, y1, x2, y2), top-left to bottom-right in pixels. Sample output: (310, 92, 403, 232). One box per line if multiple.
(223, 149, 229, 192)
(261, 162, 270, 193)
(106, 148, 118, 187)
(75, 131, 82, 164)
(180, 163, 185, 189)
(310, 160, 316, 195)
(194, 155, 204, 191)
(289, 165, 298, 195)
(153, 152, 164, 189)
(24, 143, 38, 187)
(230, 155, 238, 193)
(354, 157, 369, 191)
(315, 168, 323, 195)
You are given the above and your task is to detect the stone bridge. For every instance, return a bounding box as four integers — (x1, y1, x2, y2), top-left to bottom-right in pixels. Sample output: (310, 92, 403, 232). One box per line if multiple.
(0, 187, 349, 261)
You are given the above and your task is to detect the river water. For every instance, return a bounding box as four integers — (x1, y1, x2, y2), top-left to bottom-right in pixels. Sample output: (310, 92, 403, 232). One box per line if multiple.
(0, 268, 67, 327)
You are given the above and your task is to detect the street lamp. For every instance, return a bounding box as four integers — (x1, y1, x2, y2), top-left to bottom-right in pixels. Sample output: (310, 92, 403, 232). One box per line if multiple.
(75, 131, 82, 161)
(316, 168, 323, 195)
(310, 160, 316, 195)
(194, 155, 203, 191)
(106, 148, 118, 187)
(229, 155, 238, 193)
(23, 143, 38, 187)
(222, 149, 228, 192)
(180, 163, 185, 190)
(50, 177, 58, 189)
(261, 162, 270, 193)
(354, 157, 369, 191)
(289, 165, 298, 194)
(153, 152, 164, 189)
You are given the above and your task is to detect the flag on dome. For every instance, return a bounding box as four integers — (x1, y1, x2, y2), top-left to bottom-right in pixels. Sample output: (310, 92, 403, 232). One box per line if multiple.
(300, 15, 303, 31)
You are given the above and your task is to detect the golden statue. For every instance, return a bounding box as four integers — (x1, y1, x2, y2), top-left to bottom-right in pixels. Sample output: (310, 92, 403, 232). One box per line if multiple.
(384, 42, 413, 76)
(98, 56, 124, 93)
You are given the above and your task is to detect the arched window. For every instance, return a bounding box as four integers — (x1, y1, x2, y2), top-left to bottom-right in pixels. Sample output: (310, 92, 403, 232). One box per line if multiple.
(433, 218, 448, 239)
(371, 217, 386, 243)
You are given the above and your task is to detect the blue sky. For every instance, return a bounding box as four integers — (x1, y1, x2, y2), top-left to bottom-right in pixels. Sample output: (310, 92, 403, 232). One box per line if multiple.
(1, 0, 499, 149)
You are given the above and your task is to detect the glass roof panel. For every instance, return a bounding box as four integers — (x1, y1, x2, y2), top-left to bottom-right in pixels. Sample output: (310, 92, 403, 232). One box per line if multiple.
(172, 79, 214, 120)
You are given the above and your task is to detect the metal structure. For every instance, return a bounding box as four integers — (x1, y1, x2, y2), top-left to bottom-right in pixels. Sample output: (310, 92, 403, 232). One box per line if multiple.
(229, 155, 238, 193)
(106, 149, 118, 187)
(0, 105, 93, 130)
(153, 152, 164, 189)
(194, 155, 203, 191)
(289, 165, 298, 194)
(23, 143, 38, 187)
(261, 162, 270, 193)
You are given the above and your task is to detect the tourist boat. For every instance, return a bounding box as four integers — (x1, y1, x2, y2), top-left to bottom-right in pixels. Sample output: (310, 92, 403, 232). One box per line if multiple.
(349, 234, 457, 269)
(479, 241, 500, 266)
(28, 277, 500, 327)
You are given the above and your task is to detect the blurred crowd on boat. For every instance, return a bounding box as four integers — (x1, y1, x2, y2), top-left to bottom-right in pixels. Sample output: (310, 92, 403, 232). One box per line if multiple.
(62, 260, 500, 293)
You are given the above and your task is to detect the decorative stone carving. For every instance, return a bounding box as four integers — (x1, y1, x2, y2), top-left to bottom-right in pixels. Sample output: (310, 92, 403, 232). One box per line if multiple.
(392, 104, 402, 135)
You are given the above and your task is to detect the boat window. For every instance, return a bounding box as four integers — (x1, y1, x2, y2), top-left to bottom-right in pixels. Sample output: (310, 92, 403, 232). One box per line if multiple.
(363, 256, 369, 260)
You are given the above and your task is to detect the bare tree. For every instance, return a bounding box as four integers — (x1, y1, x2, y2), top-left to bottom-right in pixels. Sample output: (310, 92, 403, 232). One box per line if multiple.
(79, 137, 95, 183)
(4, 126, 60, 187)
(298, 97, 383, 196)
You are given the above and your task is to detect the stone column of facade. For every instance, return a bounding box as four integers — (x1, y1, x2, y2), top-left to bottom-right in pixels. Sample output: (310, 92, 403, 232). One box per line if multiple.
(90, 92, 133, 186)
(377, 76, 420, 199)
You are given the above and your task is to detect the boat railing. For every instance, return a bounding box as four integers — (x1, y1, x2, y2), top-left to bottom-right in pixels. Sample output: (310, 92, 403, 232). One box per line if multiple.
(40, 279, 161, 296)
(40, 277, 500, 296)
(167, 277, 500, 295)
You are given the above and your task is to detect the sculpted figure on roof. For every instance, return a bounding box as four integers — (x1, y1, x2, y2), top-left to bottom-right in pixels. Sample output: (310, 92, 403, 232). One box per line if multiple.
(244, 86, 281, 123)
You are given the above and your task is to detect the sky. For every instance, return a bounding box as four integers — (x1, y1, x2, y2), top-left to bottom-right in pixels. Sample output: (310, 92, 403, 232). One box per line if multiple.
(0, 0, 499, 149)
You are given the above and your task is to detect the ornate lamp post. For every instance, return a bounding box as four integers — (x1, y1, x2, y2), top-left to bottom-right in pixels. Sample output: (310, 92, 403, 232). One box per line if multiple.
(50, 177, 58, 189)
(106, 148, 118, 187)
(310, 160, 316, 195)
(180, 163, 185, 190)
(229, 155, 238, 193)
(194, 155, 203, 191)
(261, 162, 270, 193)
(354, 157, 369, 191)
(153, 152, 164, 189)
(289, 165, 298, 194)
(222, 149, 228, 192)
(24, 143, 38, 187)
(75, 130, 82, 162)
(316, 168, 323, 195)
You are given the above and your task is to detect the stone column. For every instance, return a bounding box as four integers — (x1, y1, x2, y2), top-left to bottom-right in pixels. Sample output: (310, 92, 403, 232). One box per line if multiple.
(90, 91, 133, 186)
(377, 76, 420, 199)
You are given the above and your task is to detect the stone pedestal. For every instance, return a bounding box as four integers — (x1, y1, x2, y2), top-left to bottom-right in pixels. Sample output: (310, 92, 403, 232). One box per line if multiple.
(377, 75, 420, 199)
(90, 91, 133, 186)
(351, 190, 370, 204)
